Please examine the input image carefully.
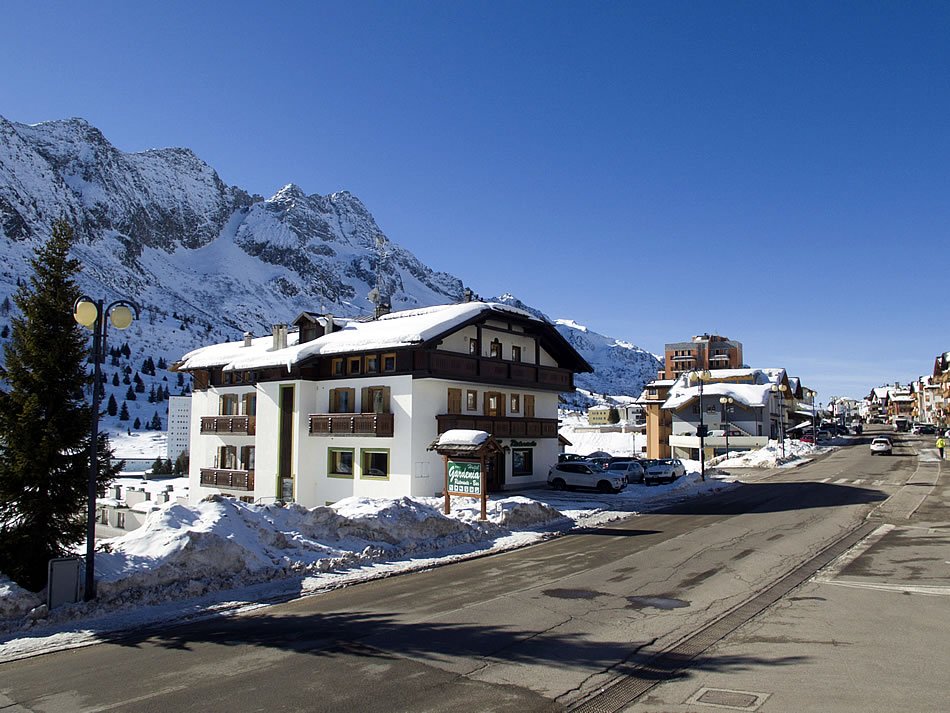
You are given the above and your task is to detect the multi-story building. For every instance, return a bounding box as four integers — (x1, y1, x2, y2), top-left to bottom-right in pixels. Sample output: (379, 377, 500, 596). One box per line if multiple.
(662, 334, 743, 380)
(636, 378, 676, 458)
(165, 395, 192, 462)
(172, 301, 591, 507)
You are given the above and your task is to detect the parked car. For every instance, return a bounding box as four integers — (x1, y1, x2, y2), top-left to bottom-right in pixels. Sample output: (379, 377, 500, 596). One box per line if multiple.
(800, 433, 816, 444)
(547, 462, 626, 493)
(869, 437, 893, 455)
(557, 452, 588, 463)
(912, 424, 936, 435)
(662, 458, 686, 478)
(641, 459, 677, 485)
(584, 456, 611, 470)
(605, 460, 645, 484)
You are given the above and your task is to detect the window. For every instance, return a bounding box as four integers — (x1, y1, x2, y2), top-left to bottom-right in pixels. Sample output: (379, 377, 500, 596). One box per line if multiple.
(511, 345, 522, 363)
(116, 512, 126, 529)
(220, 394, 239, 415)
(348, 357, 362, 375)
(447, 388, 462, 414)
(510, 394, 521, 413)
(484, 391, 505, 417)
(466, 390, 477, 411)
(330, 387, 355, 413)
(361, 386, 391, 414)
(218, 445, 237, 470)
(382, 353, 397, 372)
(512, 448, 533, 476)
(365, 355, 379, 374)
(361, 449, 390, 479)
(469, 338, 479, 355)
(524, 394, 535, 418)
(332, 358, 345, 376)
(242, 393, 257, 416)
(328, 448, 355, 478)
(490, 338, 502, 358)
(240, 445, 255, 472)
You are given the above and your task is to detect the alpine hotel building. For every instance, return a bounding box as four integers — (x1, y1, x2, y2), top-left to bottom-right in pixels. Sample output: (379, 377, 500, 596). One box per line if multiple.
(173, 302, 592, 507)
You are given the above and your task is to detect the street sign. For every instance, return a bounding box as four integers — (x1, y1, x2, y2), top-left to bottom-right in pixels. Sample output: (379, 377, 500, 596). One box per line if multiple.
(447, 460, 482, 495)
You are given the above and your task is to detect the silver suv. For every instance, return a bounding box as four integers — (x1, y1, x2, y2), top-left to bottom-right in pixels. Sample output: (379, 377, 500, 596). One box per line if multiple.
(606, 460, 645, 484)
(547, 462, 626, 493)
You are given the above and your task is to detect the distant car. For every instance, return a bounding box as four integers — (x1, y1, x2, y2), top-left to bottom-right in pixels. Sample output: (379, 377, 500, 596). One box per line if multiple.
(557, 453, 588, 463)
(547, 462, 626, 493)
(605, 460, 645, 484)
(642, 459, 676, 485)
(800, 433, 816, 444)
(870, 437, 893, 455)
(662, 458, 686, 478)
(912, 424, 936, 435)
(584, 456, 611, 470)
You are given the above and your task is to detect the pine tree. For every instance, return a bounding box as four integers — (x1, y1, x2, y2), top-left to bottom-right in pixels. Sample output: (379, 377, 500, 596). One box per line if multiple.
(147, 384, 156, 403)
(0, 325, 9, 339)
(133, 417, 141, 430)
(107, 394, 118, 417)
(119, 402, 130, 421)
(0, 221, 119, 591)
(125, 385, 136, 401)
(112, 372, 120, 387)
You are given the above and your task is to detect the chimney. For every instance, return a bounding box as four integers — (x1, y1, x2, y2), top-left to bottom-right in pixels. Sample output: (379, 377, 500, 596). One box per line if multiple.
(375, 299, 391, 319)
(324, 314, 334, 334)
(463, 288, 473, 303)
(272, 323, 288, 350)
(243, 331, 253, 347)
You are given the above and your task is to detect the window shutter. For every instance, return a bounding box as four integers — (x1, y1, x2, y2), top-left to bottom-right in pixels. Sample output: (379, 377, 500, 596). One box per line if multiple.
(448, 388, 462, 414)
(361, 387, 370, 413)
(524, 395, 535, 418)
(383, 386, 391, 414)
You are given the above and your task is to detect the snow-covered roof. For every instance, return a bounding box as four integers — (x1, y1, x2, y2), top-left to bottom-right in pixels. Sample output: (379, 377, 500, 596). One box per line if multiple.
(662, 368, 785, 410)
(437, 429, 490, 447)
(176, 302, 542, 372)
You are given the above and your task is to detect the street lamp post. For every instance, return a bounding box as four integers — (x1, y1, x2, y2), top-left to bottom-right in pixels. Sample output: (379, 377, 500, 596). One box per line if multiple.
(691, 369, 711, 481)
(807, 389, 818, 441)
(73, 296, 138, 601)
(771, 383, 788, 458)
(719, 396, 734, 455)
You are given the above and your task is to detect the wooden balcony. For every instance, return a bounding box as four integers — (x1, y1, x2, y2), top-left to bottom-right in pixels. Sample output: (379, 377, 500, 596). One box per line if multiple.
(200, 416, 256, 435)
(415, 352, 574, 392)
(199, 469, 255, 491)
(436, 414, 558, 439)
(308, 412, 395, 437)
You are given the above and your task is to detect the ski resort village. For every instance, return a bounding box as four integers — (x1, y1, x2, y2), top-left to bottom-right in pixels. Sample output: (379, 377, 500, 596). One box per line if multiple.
(2, 8, 950, 708)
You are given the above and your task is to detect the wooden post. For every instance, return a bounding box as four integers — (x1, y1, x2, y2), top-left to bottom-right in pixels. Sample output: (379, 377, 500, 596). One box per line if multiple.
(479, 453, 487, 521)
(443, 455, 450, 515)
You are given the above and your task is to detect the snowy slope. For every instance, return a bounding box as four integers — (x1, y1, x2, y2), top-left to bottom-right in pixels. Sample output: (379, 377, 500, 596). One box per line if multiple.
(0, 116, 660, 441)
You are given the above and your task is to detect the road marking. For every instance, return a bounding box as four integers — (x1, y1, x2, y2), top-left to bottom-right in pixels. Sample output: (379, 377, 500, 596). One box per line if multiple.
(852, 479, 866, 485)
(818, 580, 950, 597)
(814, 524, 894, 582)
(818, 477, 830, 483)
(834, 478, 850, 484)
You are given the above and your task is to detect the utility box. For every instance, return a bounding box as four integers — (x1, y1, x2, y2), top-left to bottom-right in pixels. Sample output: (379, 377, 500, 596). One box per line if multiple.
(47, 556, 82, 609)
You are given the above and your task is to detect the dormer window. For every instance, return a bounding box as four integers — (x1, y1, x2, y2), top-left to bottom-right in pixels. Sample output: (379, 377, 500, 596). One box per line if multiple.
(490, 339, 502, 359)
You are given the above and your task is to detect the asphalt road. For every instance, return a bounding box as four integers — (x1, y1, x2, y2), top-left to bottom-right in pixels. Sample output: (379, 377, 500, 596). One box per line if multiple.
(1, 428, 944, 713)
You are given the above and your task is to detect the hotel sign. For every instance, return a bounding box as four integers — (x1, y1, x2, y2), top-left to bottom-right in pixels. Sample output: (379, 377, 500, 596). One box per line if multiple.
(447, 460, 482, 495)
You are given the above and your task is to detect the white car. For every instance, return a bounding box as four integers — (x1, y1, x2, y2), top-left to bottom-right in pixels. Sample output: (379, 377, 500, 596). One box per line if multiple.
(642, 459, 677, 485)
(547, 462, 626, 493)
(869, 437, 892, 455)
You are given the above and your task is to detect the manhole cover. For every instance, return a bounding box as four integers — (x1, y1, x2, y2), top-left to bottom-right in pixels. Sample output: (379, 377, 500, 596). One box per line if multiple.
(687, 687, 770, 711)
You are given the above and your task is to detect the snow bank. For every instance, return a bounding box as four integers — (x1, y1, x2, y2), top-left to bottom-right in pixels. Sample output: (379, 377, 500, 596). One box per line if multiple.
(0, 576, 41, 620)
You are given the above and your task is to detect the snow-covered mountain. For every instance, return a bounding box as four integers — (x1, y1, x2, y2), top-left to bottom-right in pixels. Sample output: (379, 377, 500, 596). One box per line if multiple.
(0, 116, 661, 434)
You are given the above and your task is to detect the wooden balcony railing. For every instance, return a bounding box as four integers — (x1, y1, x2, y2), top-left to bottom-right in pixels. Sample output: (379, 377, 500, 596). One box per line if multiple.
(200, 416, 256, 435)
(308, 412, 395, 437)
(199, 469, 255, 491)
(436, 414, 558, 439)
(415, 352, 574, 391)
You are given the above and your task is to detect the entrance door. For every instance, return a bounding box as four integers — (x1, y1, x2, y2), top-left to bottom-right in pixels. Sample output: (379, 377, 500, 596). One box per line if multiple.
(279, 385, 295, 501)
(486, 452, 505, 492)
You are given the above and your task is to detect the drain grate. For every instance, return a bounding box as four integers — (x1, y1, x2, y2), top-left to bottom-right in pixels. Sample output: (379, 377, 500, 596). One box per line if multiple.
(568, 521, 878, 713)
(689, 686, 770, 710)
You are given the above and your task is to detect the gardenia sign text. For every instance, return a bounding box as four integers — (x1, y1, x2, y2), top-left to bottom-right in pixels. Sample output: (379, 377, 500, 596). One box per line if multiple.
(447, 461, 482, 495)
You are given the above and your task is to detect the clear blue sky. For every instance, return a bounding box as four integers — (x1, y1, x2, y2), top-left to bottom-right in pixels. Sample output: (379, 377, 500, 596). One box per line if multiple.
(3, 1, 948, 401)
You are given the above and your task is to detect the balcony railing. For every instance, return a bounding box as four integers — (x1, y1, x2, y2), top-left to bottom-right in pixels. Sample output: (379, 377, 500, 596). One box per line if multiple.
(199, 468, 255, 491)
(415, 352, 574, 391)
(436, 414, 558, 439)
(200, 416, 256, 435)
(308, 412, 395, 437)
